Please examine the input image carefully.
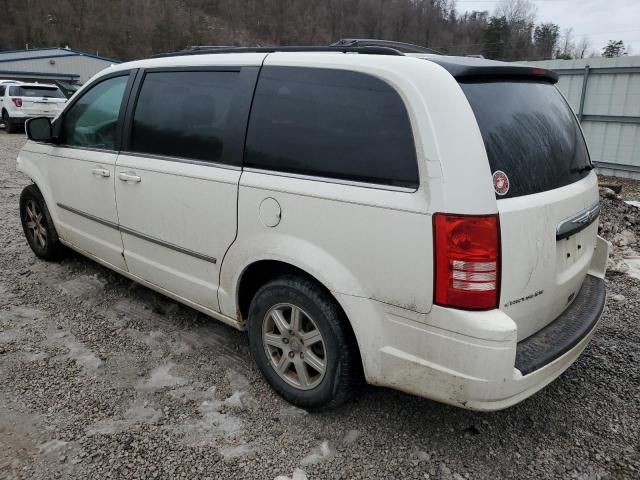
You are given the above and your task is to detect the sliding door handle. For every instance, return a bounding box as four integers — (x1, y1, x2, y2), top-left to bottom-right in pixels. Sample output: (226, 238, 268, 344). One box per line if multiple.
(118, 172, 141, 183)
(91, 167, 110, 178)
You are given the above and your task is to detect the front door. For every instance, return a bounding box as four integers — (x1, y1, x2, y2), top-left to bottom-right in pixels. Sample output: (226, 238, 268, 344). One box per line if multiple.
(42, 72, 134, 270)
(115, 67, 257, 311)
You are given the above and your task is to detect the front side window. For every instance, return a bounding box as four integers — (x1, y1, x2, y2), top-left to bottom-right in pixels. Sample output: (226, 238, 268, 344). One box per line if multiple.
(0, 86, 5, 96)
(129, 71, 238, 163)
(244, 66, 419, 188)
(61, 75, 129, 150)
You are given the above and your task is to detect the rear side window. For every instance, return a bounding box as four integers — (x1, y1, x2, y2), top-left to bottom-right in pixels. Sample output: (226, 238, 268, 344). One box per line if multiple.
(0, 86, 5, 96)
(130, 71, 238, 164)
(460, 80, 591, 199)
(9, 86, 65, 98)
(245, 66, 418, 188)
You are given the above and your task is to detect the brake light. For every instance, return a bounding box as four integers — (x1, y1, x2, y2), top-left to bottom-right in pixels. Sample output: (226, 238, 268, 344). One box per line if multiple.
(11, 98, 22, 107)
(433, 213, 500, 310)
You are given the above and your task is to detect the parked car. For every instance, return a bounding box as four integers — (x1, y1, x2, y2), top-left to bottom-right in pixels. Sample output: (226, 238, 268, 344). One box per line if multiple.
(2, 83, 66, 133)
(16, 45, 608, 410)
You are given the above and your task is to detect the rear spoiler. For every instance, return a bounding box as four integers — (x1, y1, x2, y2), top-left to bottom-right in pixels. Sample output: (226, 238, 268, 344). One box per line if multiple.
(424, 56, 558, 83)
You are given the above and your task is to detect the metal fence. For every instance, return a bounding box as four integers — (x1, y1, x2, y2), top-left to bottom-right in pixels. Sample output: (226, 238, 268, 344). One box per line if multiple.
(524, 56, 640, 179)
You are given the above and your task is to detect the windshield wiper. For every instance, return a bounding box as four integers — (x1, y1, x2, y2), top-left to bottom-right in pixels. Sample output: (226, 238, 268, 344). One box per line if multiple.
(574, 164, 594, 174)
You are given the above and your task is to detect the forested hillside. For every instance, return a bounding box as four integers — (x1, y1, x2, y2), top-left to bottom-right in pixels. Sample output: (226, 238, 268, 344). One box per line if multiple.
(0, 0, 583, 61)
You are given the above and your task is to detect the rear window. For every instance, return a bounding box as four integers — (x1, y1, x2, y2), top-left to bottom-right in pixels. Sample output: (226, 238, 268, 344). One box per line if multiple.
(245, 66, 418, 188)
(460, 80, 591, 199)
(9, 86, 65, 98)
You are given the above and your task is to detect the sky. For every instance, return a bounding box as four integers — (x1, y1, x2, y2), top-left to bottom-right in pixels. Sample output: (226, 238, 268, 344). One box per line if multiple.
(455, 0, 640, 55)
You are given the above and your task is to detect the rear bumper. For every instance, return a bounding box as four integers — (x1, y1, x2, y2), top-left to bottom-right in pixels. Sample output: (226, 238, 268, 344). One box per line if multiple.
(8, 112, 57, 121)
(516, 275, 605, 375)
(337, 238, 608, 410)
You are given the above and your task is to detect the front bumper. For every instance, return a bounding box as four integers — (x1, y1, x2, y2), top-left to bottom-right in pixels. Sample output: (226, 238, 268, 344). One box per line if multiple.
(336, 237, 609, 411)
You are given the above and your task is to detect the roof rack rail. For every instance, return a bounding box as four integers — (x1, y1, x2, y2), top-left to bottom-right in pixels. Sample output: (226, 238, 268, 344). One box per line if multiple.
(152, 45, 404, 59)
(330, 38, 442, 55)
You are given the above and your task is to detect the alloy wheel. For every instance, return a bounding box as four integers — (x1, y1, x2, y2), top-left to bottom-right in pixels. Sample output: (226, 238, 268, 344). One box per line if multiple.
(262, 303, 327, 390)
(25, 199, 47, 249)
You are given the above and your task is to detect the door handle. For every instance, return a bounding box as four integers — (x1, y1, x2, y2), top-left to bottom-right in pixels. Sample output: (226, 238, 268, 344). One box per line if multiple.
(91, 167, 110, 178)
(118, 172, 141, 183)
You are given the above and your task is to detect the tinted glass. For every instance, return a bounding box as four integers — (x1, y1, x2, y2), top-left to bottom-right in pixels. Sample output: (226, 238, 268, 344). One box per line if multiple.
(130, 71, 238, 163)
(460, 80, 591, 199)
(10, 86, 65, 98)
(245, 67, 418, 187)
(0, 86, 5, 95)
(61, 75, 128, 150)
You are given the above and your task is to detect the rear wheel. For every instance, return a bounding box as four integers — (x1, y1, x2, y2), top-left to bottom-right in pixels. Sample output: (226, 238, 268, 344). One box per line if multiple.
(20, 184, 64, 260)
(247, 275, 361, 409)
(2, 110, 19, 133)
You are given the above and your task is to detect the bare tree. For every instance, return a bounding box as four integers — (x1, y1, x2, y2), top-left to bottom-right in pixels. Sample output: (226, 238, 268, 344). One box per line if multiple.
(0, 0, 595, 63)
(494, 0, 537, 25)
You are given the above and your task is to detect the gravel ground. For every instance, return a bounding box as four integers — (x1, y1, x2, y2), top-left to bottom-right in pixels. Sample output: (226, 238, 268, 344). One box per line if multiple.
(1, 131, 639, 480)
(599, 175, 640, 201)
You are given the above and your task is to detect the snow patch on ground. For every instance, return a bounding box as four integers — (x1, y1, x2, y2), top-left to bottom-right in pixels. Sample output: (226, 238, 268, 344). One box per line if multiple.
(58, 275, 105, 299)
(275, 468, 308, 480)
(86, 399, 162, 436)
(625, 257, 640, 281)
(219, 443, 256, 461)
(137, 363, 187, 391)
(49, 329, 103, 373)
(300, 441, 335, 466)
(178, 399, 242, 445)
(342, 429, 360, 445)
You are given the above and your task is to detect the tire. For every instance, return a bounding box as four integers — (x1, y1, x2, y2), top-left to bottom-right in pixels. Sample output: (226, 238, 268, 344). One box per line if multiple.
(20, 184, 65, 260)
(247, 274, 361, 409)
(2, 110, 19, 134)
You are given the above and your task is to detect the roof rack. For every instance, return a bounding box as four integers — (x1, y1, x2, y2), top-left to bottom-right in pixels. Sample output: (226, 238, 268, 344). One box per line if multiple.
(152, 45, 404, 58)
(330, 38, 442, 55)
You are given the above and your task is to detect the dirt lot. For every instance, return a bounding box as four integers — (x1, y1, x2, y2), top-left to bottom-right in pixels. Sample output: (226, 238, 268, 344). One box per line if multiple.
(1, 131, 639, 480)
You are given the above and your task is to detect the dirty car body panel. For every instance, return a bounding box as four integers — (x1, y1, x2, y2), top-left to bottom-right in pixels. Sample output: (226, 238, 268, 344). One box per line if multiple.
(17, 50, 607, 410)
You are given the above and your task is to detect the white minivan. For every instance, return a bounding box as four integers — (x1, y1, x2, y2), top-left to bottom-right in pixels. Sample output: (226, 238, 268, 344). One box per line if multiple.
(16, 44, 608, 410)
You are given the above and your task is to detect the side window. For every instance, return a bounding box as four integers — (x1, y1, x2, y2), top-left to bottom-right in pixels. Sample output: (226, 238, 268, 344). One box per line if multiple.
(0, 86, 5, 96)
(245, 66, 419, 188)
(129, 71, 238, 163)
(61, 75, 129, 150)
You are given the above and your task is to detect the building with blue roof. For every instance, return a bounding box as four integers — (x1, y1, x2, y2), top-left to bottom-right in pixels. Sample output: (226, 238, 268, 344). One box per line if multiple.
(0, 47, 121, 84)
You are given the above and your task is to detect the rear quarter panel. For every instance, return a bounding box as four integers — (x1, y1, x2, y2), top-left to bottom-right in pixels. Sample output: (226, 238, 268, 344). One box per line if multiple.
(219, 53, 497, 320)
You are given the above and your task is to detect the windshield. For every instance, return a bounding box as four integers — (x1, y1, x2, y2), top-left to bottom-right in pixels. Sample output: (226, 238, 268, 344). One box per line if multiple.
(9, 86, 65, 99)
(460, 80, 591, 199)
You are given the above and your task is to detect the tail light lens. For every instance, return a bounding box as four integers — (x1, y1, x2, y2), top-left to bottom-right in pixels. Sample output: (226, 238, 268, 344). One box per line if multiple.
(433, 213, 500, 310)
(11, 98, 22, 107)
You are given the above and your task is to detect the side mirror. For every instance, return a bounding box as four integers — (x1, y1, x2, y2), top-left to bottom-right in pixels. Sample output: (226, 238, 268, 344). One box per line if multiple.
(25, 117, 54, 142)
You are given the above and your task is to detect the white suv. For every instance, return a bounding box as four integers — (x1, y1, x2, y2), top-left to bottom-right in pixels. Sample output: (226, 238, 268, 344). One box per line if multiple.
(16, 45, 608, 410)
(2, 82, 66, 133)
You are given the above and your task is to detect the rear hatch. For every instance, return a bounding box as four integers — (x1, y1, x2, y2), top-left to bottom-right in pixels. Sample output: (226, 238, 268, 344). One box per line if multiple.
(9, 85, 66, 116)
(460, 79, 599, 341)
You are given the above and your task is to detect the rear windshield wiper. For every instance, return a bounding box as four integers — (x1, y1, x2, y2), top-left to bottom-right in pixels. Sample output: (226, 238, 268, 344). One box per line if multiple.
(574, 164, 594, 174)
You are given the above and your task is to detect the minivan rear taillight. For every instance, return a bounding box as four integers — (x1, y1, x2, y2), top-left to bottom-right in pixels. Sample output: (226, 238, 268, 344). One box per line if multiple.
(11, 98, 22, 107)
(433, 213, 500, 310)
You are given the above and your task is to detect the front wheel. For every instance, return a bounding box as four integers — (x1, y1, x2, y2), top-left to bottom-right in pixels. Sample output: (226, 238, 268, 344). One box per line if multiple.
(247, 275, 361, 409)
(20, 184, 65, 260)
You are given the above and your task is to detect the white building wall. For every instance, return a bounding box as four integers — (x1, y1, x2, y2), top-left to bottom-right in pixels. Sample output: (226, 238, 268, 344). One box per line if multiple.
(0, 54, 116, 83)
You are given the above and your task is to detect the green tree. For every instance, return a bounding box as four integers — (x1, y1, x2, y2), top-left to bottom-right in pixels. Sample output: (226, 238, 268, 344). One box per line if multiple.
(602, 40, 626, 58)
(533, 22, 559, 60)
(482, 15, 509, 59)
